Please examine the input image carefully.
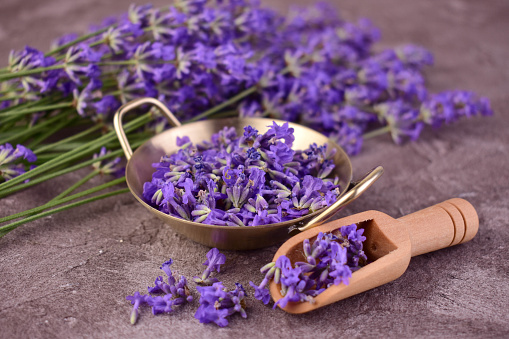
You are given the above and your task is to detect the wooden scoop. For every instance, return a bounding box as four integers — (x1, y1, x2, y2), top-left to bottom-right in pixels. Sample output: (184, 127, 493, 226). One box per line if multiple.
(269, 198, 479, 314)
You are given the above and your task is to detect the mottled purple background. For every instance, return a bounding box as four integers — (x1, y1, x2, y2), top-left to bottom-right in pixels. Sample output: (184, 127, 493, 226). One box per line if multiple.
(0, 0, 508, 338)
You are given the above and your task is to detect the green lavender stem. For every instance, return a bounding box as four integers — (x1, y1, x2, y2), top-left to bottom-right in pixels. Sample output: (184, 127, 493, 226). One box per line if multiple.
(188, 86, 257, 122)
(0, 102, 73, 117)
(0, 143, 139, 198)
(363, 125, 392, 140)
(0, 176, 125, 224)
(0, 64, 67, 81)
(0, 101, 55, 121)
(0, 113, 69, 145)
(0, 94, 27, 102)
(34, 123, 103, 154)
(48, 170, 99, 203)
(0, 112, 150, 191)
(0, 188, 130, 237)
(27, 116, 77, 148)
(46, 26, 112, 57)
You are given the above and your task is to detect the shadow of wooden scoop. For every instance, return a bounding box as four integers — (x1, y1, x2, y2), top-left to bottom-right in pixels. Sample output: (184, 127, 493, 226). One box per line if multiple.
(269, 198, 479, 314)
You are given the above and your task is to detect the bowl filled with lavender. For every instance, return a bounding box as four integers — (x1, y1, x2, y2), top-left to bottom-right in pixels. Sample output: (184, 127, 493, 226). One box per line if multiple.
(115, 97, 382, 250)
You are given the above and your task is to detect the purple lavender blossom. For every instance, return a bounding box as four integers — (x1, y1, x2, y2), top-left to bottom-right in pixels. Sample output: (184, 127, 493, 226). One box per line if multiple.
(126, 259, 192, 325)
(0, 143, 37, 182)
(250, 224, 367, 308)
(195, 281, 247, 327)
(126, 291, 147, 325)
(143, 122, 341, 226)
(2, 0, 491, 149)
(92, 147, 125, 177)
(194, 247, 226, 285)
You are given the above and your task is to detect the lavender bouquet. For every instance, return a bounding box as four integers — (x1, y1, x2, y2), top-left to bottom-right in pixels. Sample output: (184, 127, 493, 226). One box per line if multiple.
(0, 0, 492, 236)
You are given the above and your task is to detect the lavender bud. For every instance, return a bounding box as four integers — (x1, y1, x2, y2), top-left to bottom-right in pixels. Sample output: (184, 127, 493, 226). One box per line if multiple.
(319, 268, 329, 283)
(274, 267, 281, 284)
(260, 262, 276, 274)
(130, 308, 139, 325)
(303, 239, 311, 257)
(311, 245, 324, 259)
(264, 266, 276, 280)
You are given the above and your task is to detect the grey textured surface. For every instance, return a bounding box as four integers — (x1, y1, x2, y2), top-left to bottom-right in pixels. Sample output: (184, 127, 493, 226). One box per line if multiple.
(1, 0, 509, 338)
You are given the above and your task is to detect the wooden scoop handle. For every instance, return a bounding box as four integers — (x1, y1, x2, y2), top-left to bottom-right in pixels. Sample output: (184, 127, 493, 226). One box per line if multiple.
(398, 198, 479, 257)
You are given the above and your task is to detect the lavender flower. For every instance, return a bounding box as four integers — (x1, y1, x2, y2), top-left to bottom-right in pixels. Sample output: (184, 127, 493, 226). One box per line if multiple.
(126, 259, 192, 325)
(194, 247, 226, 285)
(250, 224, 367, 308)
(194, 282, 247, 327)
(126, 291, 147, 325)
(92, 147, 125, 177)
(2, 0, 491, 154)
(0, 143, 37, 182)
(143, 122, 341, 226)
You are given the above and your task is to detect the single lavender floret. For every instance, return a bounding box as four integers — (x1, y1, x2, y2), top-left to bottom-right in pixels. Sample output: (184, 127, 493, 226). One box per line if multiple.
(92, 147, 125, 177)
(194, 247, 226, 285)
(0, 143, 37, 182)
(126, 291, 147, 325)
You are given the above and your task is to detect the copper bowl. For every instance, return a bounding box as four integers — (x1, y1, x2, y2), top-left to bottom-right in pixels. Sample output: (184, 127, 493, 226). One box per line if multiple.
(114, 98, 383, 250)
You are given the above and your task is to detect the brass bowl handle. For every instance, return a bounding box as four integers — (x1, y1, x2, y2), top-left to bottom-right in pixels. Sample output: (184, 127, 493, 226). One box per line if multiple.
(297, 166, 384, 232)
(113, 98, 182, 160)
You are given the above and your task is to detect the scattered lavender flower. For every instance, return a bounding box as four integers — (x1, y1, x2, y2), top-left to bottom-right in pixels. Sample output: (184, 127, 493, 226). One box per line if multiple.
(194, 248, 226, 285)
(142, 122, 342, 226)
(0, 143, 37, 182)
(250, 223, 367, 308)
(126, 291, 147, 325)
(195, 282, 247, 327)
(126, 259, 192, 324)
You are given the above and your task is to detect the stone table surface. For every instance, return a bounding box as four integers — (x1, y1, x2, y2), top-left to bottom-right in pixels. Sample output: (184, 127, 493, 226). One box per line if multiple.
(1, 0, 508, 338)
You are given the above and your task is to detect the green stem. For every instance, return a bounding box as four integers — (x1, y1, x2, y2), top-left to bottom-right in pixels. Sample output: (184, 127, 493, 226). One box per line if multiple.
(36, 143, 94, 153)
(0, 26, 113, 74)
(188, 86, 258, 122)
(48, 171, 98, 203)
(0, 95, 27, 102)
(211, 110, 239, 119)
(363, 125, 392, 140)
(0, 95, 54, 115)
(0, 102, 73, 117)
(33, 153, 65, 162)
(0, 177, 126, 224)
(0, 113, 150, 191)
(46, 26, 112, 57)
(0, 188, 130, 237)
(96, 60, 136, 66)
(0, 143, 140, 199)
(0, 88, 24, 94)
(0, 113, 66, 145)
(0, 58, 176, 82)
(0, 65, 66, 81)
(27, 116, 77, 148)
(34, 123, 103, 154)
